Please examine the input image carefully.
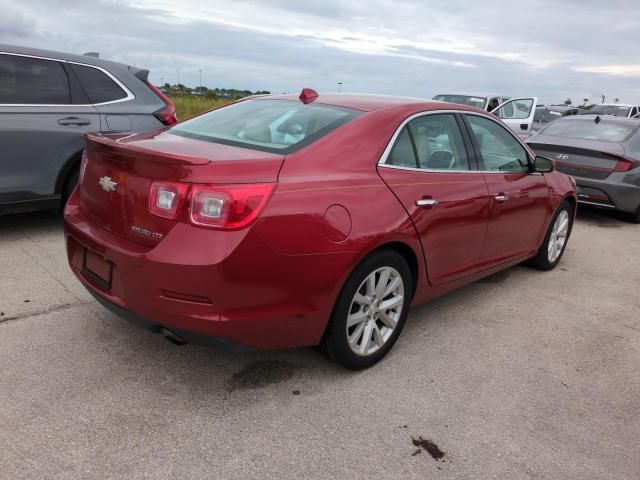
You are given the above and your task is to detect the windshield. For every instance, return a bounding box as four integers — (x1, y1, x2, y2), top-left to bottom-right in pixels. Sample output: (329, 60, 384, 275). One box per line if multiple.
(541, 119, 637, 143)
(581, 105, 631, 117)
(169, 99, 360, 153)
(432, 95, 486, 109)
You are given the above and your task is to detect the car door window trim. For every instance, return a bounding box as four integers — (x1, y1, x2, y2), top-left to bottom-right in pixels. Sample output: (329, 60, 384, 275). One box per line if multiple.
(378, 109, 535, 174)
(0, 51, 135, 107)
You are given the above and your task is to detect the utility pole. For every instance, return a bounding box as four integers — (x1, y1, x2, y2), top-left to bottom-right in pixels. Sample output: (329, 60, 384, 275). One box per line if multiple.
(177, 69, 180, 86)
(199, 69, 202, 89)
(338, 82, 343, 92)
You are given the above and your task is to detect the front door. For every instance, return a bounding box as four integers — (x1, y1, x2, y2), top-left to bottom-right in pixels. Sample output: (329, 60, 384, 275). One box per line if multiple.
(377, 113, 490, 286)
(463, 113, 549, 265)
(491, 97, 537, 137)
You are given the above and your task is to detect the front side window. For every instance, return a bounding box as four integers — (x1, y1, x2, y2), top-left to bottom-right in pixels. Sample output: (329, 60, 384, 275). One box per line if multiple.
(466, 115, 530, 173)
(494, 98, 535, 120)
(71, 64, 127, 104)
(0, 54, 70, 104)
(170, 99, 360, 154)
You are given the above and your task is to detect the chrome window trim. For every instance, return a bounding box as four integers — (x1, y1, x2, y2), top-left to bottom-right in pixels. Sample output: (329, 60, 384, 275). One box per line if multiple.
(0, 51, 135, 107)
(377, 109, 536, 175)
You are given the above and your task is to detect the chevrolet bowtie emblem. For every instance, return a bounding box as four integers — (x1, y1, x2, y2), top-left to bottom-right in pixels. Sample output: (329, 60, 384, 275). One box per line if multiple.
(99, 176, 118, 192)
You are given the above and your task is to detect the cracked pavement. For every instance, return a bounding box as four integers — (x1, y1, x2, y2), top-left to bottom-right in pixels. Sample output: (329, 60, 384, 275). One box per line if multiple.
(1, 208, 639, 479)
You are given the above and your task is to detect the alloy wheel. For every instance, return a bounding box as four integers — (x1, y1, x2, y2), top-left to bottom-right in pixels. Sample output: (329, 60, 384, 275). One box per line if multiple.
(346, 266, 405, 356)
(548, 209, 569, 263)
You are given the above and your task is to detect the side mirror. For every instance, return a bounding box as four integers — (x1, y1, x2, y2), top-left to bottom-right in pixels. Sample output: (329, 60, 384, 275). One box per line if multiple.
(534, 156, 554, 173)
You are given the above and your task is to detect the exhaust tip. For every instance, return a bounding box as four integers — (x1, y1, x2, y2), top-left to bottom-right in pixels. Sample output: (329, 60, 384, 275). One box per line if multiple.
(159, 328, 187, 346)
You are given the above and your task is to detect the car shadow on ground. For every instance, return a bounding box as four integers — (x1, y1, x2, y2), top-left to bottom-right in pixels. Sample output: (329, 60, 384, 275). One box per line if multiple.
(574, 204, 630, 228)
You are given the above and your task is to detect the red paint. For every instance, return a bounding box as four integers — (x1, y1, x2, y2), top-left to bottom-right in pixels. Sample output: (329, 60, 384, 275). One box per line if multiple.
(64, 94, 576, 351)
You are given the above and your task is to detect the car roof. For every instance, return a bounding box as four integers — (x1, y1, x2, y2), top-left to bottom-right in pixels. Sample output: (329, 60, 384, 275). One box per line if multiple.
(433, 93, 508, 98)
(260, 92, 479, 113)
(551, 114, 640, 126)
(0, 43, 133, 71)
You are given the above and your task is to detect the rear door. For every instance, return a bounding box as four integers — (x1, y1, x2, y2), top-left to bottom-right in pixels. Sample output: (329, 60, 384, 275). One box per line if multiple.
(492, 97, 538, 137)
(463, 113, 549, 264)
(378, 112, 491, 286)
(0, 53, 99, 203)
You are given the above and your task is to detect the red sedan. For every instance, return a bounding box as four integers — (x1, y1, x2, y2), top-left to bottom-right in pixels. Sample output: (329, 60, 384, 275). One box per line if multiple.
(64, 89, 576, 370)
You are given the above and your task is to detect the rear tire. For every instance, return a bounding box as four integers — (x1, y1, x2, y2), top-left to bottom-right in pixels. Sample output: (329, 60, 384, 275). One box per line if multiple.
(527, 201, 573, 271)
(323, 249, 413, 370)
(630, 207, 640, 224)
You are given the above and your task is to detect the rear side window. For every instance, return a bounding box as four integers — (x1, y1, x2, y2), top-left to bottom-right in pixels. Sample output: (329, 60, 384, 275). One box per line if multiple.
(0, 54, 70, 104)
(387, 128, 417, 167)
(408, 114, 470, 170)
(71, 64, 127, 104)
(169, 99, 361, 154)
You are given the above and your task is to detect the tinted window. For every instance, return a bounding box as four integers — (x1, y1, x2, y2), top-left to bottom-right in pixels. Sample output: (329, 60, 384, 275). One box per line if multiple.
(0, 54, 70, 104)
(542, 118, 636, 142)
(387, 127, 417, 167)
(71, 64, 127, 104)
(170, 99, 360, 154)
(466, 115, 529, 173)
(408, 114, 470, 170)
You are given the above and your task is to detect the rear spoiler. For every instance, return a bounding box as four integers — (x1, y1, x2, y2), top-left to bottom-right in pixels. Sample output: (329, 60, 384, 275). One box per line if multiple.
(130, 66, 150, 83)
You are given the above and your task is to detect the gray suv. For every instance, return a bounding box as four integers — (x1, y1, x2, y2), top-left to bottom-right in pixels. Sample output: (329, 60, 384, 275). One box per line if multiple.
(0, 44, 177, 214)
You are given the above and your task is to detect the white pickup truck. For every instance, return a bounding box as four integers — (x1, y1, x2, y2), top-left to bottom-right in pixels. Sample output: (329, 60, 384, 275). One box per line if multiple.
(433, 93, 538, 138)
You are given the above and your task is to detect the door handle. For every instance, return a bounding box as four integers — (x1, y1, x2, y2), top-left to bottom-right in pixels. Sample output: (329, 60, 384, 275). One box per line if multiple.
(58, 117, 91, 126)
(520, 123, 528, 130)
(416, 199, 439, 208)
(494, 194, 509, 203)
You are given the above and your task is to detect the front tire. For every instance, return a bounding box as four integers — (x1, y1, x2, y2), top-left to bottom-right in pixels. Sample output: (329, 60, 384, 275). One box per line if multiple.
(527, 201, 573, 271)
(62, 165, 80, 208)
(324, 249, 413, 370)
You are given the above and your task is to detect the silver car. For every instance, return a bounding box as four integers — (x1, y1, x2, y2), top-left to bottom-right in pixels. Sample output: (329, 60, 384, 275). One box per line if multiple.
(527, 115, 640, 222)
(0, 44, 176, 214)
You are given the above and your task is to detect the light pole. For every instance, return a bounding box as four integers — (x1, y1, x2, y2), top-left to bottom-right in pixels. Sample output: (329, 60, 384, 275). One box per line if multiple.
(338, 82, 343, 93)
(177, 69, 180, 87)
(198, 69, 202, 89)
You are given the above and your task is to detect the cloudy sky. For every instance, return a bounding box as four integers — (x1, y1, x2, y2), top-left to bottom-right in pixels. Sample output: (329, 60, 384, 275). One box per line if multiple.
(1, 0, 639, 104)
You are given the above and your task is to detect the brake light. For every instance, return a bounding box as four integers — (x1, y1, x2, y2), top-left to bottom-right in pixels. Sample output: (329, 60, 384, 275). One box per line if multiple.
(146, 82, 178, 125)
(613, 158, 640, 172)
(190, 184, 275, 229)
(149, 182, 188, 219)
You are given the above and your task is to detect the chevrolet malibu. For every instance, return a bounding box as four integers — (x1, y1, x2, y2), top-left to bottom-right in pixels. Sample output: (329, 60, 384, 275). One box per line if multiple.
(64, 89, 577, 370)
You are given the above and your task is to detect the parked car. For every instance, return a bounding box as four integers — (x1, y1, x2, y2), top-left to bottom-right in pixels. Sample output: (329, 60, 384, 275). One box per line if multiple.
(432, 93, 538, 137)
(0, 44, 177, 215)
(528, 115, 640, 222)
(64, 90, 576, 369)
(579, 103, 640, 118)
(533, 106, 580, 132)
(432, 93, 510, 111)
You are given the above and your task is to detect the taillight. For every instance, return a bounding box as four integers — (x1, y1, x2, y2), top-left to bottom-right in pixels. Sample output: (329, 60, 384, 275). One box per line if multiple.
(79, 150, 88, 184)
(190, 184, 275, 230)
(613, 158, 640, 172)
(146, 82, 178, 125)
(149, 182, 189, 220)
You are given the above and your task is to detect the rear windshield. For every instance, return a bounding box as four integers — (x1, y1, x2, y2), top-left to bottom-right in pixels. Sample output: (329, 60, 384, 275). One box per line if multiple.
(169, 99, 360, 153)
(541, 119, 637, 143)
(581, 105, 630, 117)
(432, 95, 486, 109)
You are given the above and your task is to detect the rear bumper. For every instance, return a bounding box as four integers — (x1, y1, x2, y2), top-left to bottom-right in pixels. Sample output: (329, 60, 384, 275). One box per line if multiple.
(574, 172, 640, 214)
(63, 189, 357, 350)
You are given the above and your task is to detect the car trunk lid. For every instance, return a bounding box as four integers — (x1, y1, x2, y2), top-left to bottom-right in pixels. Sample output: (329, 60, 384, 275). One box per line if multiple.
(79, 131, 283, 247)
(527, 141, 628, 180)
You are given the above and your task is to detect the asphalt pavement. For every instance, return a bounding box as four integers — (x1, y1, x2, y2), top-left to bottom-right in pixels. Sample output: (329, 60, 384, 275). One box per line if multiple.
(1, 207, 638, 479)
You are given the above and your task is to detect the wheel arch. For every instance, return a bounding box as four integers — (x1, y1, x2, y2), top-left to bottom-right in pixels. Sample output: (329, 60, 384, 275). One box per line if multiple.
(54, 149, 84, 196)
